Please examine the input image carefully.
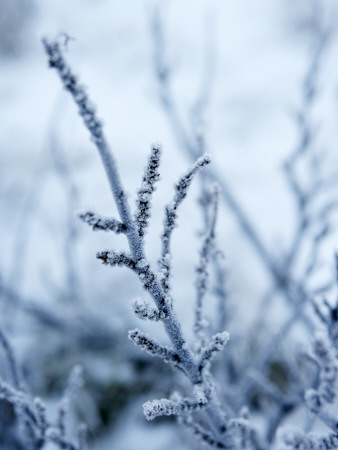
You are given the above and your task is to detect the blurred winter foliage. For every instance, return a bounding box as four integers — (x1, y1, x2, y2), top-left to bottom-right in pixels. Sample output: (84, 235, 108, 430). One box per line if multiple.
(1, 0, 338, 448)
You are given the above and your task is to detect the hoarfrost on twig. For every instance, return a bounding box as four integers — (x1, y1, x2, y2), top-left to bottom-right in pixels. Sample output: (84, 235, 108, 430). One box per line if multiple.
(132, 298, 164, 321)
(143, 394, 207, 420)
(96, 250, 136, 270)
(198, 331, 230, 371)
(128, 328, 182, 368)
(78, 210, 126, 233)
(159, 153, 211, 292)
(195, 186, 219, 339)
(135, 144, 162, 237)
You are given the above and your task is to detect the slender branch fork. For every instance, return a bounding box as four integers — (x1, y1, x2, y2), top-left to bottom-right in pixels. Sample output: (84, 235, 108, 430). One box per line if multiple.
(43, 38, 237, 447)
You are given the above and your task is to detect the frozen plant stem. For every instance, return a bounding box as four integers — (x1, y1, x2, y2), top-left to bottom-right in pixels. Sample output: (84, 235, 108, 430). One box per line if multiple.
(43, 39, 142, 262)
(194, 186, 219, 341)
(159, 153, 211, 293)
(43, 38, 231, 445)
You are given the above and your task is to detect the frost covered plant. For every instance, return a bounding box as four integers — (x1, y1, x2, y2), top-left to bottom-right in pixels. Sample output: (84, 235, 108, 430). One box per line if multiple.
(282, 319, 338, 448)
(283, 428, 338, 450)
(149, 9, 338, 446)
(42, 37, 263, 449)
(0, 328, 87, 450)
(42, 34, 338, 450)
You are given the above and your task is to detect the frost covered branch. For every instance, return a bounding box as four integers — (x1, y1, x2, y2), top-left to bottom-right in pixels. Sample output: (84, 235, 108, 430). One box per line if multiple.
(44, 37, 235, 447)
(42, 18, 338, 448)
(0, 328, 87, 450)
(143, 394, 207, 421)
(179, 415, 229, 449)
(302, 333, 338, 436)
(284, 429, 338, 449)
(134, 144, 161, 237)
(308, 334, 338, 408)
(132, 298, 163, 321)
(128, 329, 182, 369)
(194, 186, 219, 339)
(78, 210, 126, 233)
(198, 332, 230, 372)
(43, 37, 143, 263)
(96, 250, 136, 269)
(159, 153, 211, 292)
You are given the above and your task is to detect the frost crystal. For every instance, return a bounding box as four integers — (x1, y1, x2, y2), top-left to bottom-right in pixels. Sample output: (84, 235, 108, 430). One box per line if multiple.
(159, 153, 211, 292)
(128, 329, 181, 367)
(143, 394, 207, 420)
(195, 186, 219, 339)
(135, 144, 162, 237)
(96, 251, 136, 270)
(198, 331, 230, 371)
(132, 298, 163, 321)
(78, 210, 126, 233)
